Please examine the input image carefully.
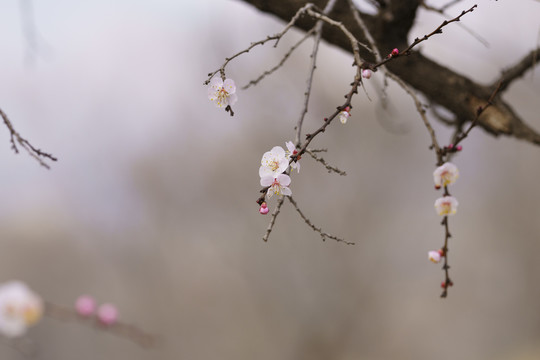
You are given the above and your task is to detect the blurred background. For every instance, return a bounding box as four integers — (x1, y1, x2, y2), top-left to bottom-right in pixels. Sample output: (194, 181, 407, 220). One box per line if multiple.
(0, 0, 539, 359)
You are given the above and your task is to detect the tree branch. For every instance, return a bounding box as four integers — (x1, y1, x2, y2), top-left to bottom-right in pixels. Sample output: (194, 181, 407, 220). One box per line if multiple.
(237, 0, 540, 146)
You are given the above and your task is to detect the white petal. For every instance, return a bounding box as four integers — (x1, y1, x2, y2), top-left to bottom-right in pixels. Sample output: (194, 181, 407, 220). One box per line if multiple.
(281, 187, 292, 196)
(259, 166, 273, 178)
(270, 146, 286, 158)
(209, 77, 223, 90)
(277, 174, 291, 186)
(228, 92, 238, 106)
(260, 176, 274, 187)
(223, 78, 236, 94)
(285, 141, 295, 153)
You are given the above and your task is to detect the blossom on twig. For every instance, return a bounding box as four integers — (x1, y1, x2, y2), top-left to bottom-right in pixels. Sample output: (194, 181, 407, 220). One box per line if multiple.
(338, 106, 351, 124)
(208, 78, 238, 108)
(261, 174, 292, 198)
(434, 196, 459, 216)
(433, 162, 459, 189)
(428, 249, 444, 263)
(259, 146, 289, 178)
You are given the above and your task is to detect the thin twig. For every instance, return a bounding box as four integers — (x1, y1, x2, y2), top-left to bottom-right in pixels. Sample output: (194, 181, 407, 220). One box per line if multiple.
(440, 215, 452, 298)
(305, 149, 347, 175)
(294, 0, 339, 146)
(262, 196, 285, 242)
(243, 27, 317, 90)
(348, 0, 382, 62)
(384, 72, 443, 164)
(0, 107, 57, 169)
(287, 196, 354, 245)
(452, 81, 502, 147)
(204, 3, 315, 86)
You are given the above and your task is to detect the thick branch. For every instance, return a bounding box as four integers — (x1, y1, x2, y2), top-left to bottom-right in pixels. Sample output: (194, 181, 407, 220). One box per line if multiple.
(237, 0, 540, 146)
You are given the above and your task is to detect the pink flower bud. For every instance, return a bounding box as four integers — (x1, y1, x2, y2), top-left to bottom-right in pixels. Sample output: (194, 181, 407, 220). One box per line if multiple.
(75, 295, 96, 317)
(456, 145, 462, 151)
(97, 303, 118, 326)
(362, 69, 372, 79)
(259, 202, 269, 215)
(447, 144, 454, 149)
(391, 48, 399, 56)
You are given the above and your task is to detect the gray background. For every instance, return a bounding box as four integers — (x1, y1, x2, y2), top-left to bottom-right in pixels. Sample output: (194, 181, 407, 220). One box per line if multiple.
(0, 0, 539, 359)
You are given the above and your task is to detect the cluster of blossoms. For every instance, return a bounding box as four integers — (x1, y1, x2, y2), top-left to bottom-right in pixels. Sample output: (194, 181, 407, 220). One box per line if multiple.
(75, 295, 119, 326)
(258, 142, 300, 213)
(0, 281, 43, 338)
(429, 161, 460, 264)
(208, 77, 238, 108)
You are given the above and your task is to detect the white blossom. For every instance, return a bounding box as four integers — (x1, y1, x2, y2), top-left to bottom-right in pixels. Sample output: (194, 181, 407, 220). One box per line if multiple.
(433, 162, 459, 189)
(428, 250, 442, 263)
(0, 281, 43, 338)
(259, 146, 289, 178)
(338, 108, 350, 124)
(260, 174, 292, 198)
(434, 196, 459, 216)
(208, 77, 238, 108)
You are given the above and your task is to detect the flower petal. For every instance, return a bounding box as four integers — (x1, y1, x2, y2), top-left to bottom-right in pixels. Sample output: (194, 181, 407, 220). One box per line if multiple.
(260, 176, 273, 187)
(281, 187, 292, 196)
(209, 77, 223, 90)
(277, 174, 291, 186)
(223, 78, 236, 94)
(228, 93, 238, 106)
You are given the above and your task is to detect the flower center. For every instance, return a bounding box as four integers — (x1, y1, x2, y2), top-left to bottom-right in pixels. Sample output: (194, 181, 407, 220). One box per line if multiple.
(217, 88, 229, 105)
(269, 160, 279, 171)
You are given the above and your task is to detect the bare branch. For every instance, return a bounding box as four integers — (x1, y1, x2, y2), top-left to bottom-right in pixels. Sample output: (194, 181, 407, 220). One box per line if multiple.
(242, 27, 317, 90)
(287, 196, 354, 245)
(204, 3, 316, 86)
(305, 149, 347, 175)
(294, 0, 339, 146)
(262, 196, 286, 242)
(0, 107, 57, 169)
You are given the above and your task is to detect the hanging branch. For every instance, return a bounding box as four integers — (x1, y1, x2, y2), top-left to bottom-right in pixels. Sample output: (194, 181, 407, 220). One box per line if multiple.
(0, 108, 57, 169)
